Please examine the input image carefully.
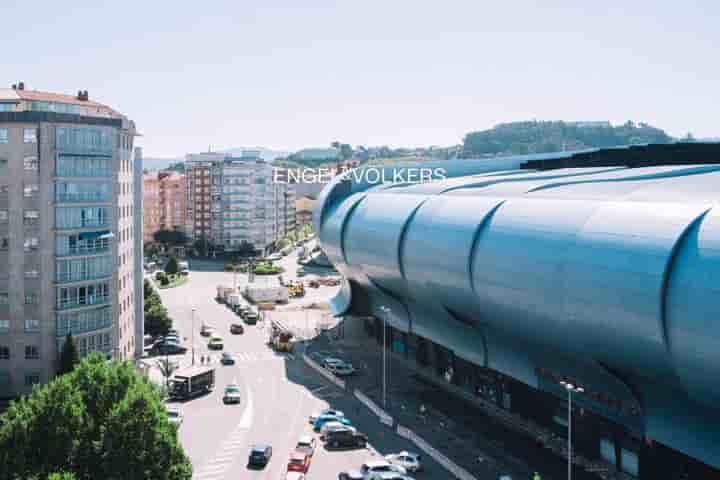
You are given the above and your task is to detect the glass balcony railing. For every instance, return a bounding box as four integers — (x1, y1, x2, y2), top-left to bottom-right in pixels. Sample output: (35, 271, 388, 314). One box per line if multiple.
(57, 295, 110, 310)
(56, 192, 110, 203)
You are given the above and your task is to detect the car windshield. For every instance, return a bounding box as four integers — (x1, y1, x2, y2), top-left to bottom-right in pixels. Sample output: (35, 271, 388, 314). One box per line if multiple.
(167, 411, 179, 418)
(226, 386, 240, 393)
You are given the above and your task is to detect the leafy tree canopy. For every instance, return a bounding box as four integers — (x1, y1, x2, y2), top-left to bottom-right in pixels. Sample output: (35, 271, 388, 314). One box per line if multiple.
(153, 230, 187, 247)
(462, 120, 672, 157)
(0, 355, 191, 480)
(58, 334, 80, 376)
(165, 257, 179, 275)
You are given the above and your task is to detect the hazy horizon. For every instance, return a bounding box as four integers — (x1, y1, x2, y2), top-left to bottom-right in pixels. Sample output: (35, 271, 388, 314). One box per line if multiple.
(2, 0, 718, 157)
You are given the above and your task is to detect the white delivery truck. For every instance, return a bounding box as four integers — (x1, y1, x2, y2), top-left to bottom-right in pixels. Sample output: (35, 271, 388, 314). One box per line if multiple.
(227, 293, 243, 308)
(244, 285, 289, 304)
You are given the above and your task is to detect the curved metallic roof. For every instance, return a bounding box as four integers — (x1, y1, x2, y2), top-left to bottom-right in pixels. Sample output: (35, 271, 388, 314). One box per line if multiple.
(316, 160, 720, 467)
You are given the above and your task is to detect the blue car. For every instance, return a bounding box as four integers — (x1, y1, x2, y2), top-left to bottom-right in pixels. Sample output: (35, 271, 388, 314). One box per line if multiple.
(313, 414, 352, 432)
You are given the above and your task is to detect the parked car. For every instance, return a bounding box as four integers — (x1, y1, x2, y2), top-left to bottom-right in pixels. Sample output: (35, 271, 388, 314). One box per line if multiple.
(286, 451, 311, 473)
(285, 473, 306, 480)
(322, 357, 344, 368)
(248, 444, 272, 467)
(180, 268, 190, 276)
(325, 429, 367, 449)
(313, 414, 352, 432)
(221, 352, 235, 365)
(338, 471, 363, 480)
(295, 435, 316, 457)
(165, 406, 183, 427)
(244, 307, 259, 324)
(308, 351, 331, 366)
(200, 325, 214, 337)
(327, 361, 355, 376)
(152, 343, 187, 355)
(309, 408, 344, 424)
(360, 460, 407, 478)
(223, 383, 242, 404)
(384, 452, 422, 472)
(208, 335, 224, 350)
(320, 421, 356, 438)
(230, 323, 244, 334)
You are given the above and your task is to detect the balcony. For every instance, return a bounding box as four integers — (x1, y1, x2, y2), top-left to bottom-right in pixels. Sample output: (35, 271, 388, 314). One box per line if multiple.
(55, 270, 112, 284)
(57, 294, 110, 311)
(56, 192, 110, 203)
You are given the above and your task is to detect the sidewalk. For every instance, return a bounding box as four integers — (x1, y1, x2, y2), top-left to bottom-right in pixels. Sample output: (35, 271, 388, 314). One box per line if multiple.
(309, 334, 615, 480)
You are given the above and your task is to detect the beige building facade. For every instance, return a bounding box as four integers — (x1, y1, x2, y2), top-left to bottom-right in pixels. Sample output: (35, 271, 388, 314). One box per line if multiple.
(143, 171, 186, 243)
(0, 84, 138, 398)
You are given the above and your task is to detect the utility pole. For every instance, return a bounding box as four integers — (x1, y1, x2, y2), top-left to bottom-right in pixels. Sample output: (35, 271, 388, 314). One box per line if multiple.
(560, 381, 584, 480)
(379, 306, 391, 409)
(191, 307, 196, 366)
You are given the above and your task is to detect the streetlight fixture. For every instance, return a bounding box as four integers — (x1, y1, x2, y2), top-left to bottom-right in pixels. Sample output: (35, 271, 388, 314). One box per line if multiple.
(191, 307, 196, 366)
(560, 380, 584, 480)
(379, 305, 391, 409)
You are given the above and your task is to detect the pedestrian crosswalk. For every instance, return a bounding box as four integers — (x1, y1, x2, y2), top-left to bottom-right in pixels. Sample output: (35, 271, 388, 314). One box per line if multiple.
(192, 386, 254, 480)
(199, 350, 295, 365)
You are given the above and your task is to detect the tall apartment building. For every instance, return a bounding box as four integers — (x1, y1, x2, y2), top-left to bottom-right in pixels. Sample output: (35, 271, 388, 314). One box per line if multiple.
(186, 152, 224, 245)
(185, 152, 295, 254)
(0, 83, 138, 398)
(142, 171, 186, 243)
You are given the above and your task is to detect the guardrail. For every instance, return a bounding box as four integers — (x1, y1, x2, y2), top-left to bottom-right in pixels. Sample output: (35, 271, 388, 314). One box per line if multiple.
(302, 353, 346, 390)
(353, 388, 394, 426)
(396, 424, 478, 480)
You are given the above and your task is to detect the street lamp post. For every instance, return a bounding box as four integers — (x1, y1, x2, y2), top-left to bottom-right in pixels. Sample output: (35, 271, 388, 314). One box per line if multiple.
(379, 306, 390, 409)
(560, 381, 584, 480)
(191, 307, 196, 366)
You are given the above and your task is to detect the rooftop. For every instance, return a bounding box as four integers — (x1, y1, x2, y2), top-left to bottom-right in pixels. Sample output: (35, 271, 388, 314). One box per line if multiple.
(0, 84, 122, 119)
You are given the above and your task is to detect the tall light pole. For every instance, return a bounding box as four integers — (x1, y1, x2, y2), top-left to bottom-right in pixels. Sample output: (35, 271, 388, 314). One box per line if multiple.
(560, 381, 584, 480)
(379, 306, 390, 409)
(191, 307, 196, 366)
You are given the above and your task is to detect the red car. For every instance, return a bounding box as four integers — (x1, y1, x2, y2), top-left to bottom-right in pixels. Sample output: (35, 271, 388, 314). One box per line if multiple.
(287, 451, 310, 473)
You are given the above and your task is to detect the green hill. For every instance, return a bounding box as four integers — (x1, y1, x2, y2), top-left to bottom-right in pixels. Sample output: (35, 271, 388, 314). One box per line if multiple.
(462, 121, 672, 157)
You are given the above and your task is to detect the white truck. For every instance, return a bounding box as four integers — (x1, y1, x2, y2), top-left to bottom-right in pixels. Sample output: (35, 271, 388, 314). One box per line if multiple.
(244, 285, 289, 304)
(216, 285, 235, 303)
(227, 293, 243, 307)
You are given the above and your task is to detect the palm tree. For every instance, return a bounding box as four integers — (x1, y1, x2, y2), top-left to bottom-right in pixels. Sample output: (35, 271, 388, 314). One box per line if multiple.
(156, 356, 178, 390)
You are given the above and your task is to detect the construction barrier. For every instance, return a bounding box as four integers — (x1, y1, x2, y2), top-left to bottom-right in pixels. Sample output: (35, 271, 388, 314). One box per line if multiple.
(354, 389, 394, 427)
(302, 353, 346, 390)
(396, 423, 477, 480)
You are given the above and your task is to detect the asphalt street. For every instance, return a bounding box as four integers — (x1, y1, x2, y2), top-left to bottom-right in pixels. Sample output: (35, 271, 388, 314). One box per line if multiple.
(152, 247, 441, 480)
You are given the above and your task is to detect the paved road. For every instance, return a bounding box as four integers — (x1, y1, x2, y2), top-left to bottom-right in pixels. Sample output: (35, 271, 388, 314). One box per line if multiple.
(152, 253, 424, 480)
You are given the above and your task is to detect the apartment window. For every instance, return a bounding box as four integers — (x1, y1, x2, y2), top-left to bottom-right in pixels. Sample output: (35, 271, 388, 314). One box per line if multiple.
(24, 210, 39, 223)
(0, 128, 7, 144)
(0, 185, 8, 193)
(24, 269, 39, 279)
(24, 237, 38, 251)
(24, 156, 38, 170)
(23, 184, 39, 198)
(24, 128, 37, 143)
(24, 319, 40, 333)
(0, 210, 7, 222)
(25, 345, 39, 359)
(25, 373, 40, 385)
(0, 320, 8, 333)
(24, 293, 37, 305)
(0, 293, 7, 305)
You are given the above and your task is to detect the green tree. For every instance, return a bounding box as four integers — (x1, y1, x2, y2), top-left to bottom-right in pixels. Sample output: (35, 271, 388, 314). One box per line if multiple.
(238, 241, 255, 257)
(46, 474, 76, 480)
(193, 237, 209, 257)
(0, 355, 192, 480)
(58, 334, 80, 376)
(153, 230, 187, 247)
(165, 257, 179, 275)
(156, 357, 178, 390)
(145, 303, 171, 338)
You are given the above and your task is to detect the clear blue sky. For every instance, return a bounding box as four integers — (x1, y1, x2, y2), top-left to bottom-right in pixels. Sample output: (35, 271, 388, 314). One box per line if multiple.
(1, 0, 717, 157)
